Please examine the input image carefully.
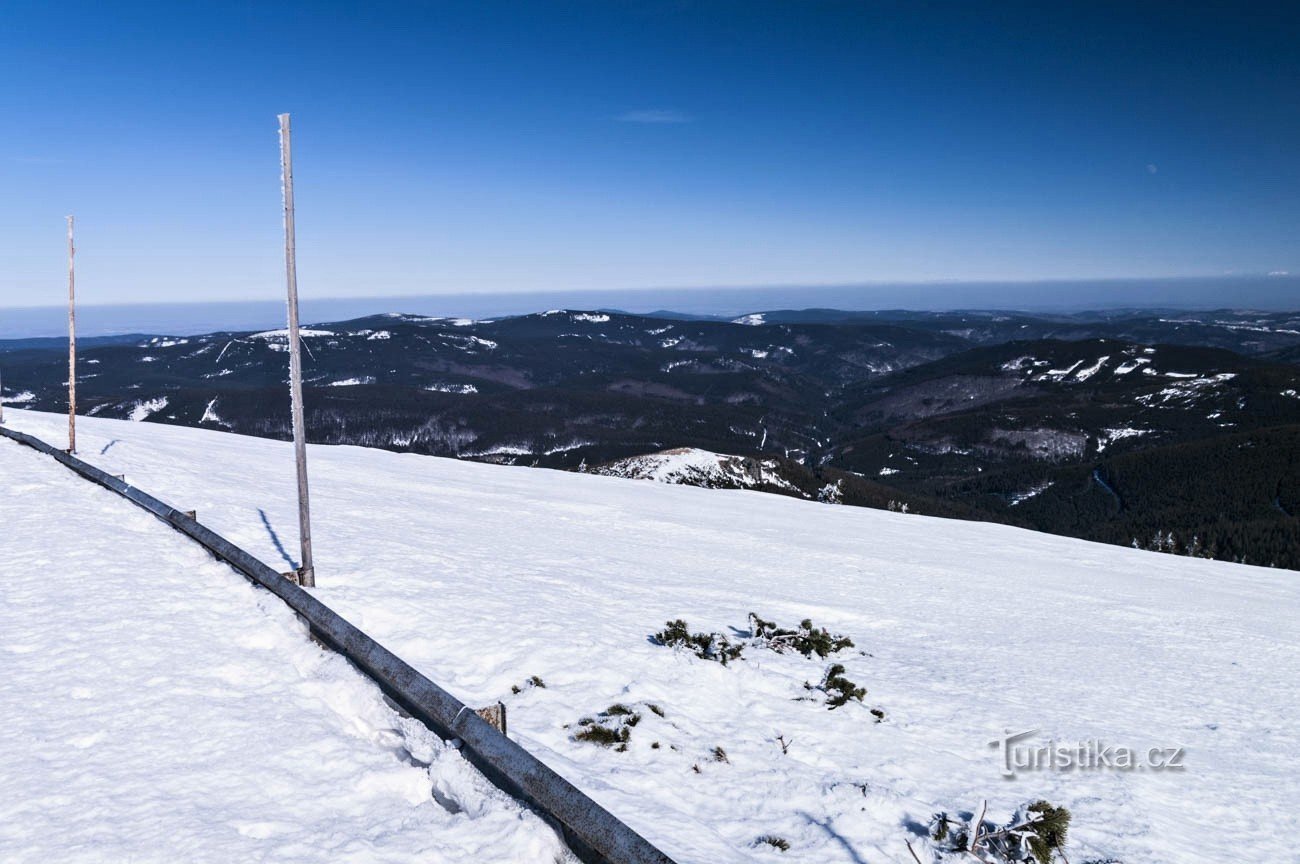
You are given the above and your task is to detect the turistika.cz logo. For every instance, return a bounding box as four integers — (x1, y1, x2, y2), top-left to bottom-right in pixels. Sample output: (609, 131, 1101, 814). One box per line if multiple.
(990, 728, 1186, 778)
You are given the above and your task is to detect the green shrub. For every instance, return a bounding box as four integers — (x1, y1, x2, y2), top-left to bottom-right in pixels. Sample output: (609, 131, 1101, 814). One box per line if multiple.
(1023, 801, 1071, 864)
(572, 704, 643, 751)
(574, 723, 629, 747)
(819, 663, 866, 708)
(749, 613, 854, 658)
(929, 800, 1072, 863)
(511, 674, 547, 695)
(653, 619, 744, 664)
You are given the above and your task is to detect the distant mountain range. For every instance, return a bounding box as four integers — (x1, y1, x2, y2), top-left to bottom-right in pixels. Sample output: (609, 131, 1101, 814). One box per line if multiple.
(3, 307, 1298, 568)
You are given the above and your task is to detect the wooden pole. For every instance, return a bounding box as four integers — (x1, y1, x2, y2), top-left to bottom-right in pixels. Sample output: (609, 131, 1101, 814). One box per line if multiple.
(0, 367, 5, 425)
(278, 113, 315, 587)
(67, 215, 76, 454)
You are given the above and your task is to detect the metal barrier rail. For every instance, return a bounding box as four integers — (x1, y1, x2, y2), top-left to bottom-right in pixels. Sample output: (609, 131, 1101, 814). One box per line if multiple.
(0, 425, 676, 864)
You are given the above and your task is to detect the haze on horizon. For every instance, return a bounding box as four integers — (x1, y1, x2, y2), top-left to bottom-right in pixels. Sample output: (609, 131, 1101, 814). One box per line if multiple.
(1, 2, 1297, 313)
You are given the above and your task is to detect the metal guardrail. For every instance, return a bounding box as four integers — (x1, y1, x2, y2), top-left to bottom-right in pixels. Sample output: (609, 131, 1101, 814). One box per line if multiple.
(0, 425, 677, 864)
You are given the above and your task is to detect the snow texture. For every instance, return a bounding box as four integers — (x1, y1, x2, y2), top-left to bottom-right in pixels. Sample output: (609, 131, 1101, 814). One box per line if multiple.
(3, 408, 1299, 863)
(0, 426, 568, 863)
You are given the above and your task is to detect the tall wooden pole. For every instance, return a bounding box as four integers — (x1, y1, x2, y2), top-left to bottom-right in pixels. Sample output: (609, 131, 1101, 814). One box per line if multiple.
(278, 113, 315, 587)
(0, 367, 5, 425)
(67, 215, 76, 454)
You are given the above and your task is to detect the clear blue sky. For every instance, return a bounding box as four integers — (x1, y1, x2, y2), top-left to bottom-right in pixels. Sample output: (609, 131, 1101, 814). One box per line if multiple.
(1, 1, 1297, 309)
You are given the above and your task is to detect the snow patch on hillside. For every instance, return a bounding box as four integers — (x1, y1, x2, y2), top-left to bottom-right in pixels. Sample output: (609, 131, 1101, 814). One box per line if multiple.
(200, 397, 222, 424)
(249, 329, 336, 340)
(594, 447, 798, 492)
(128, 396, 168, 421)
(1097, 427, 1152, 452)
(425, 382, 479, 395)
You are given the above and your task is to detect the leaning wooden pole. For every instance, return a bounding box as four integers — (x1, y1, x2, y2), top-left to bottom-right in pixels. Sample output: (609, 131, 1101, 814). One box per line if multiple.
(67, 214, 76, 454)
(278, 113, 315, 587)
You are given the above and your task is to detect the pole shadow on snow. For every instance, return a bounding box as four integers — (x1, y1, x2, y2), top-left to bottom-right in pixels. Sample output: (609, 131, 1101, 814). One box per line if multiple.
(801, 812, 868, 864)
(99, 439, 120, 455)
(258, 508, 298, 570)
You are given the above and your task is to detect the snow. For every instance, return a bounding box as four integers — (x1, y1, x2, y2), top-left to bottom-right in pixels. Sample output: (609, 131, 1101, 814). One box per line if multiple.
(571, 313, 610, 323)
(732, 313, 766, 326)
(0, 429, 567, 863)
(1097, 427, 1152, 452)
(595, 448, 798, 493)
(544, 439, 595, 455)
(1000, 356, 1033, 372)
(4, 408, 1299, 863)
(249, 328, 336, 340)
(127, 396, 168, 421)
(447, 334, 498, 351)
(328, 377, 376, 386)
(200, 397, 222, 424)
(1009, 480, 1054, 505)
(1039, 359, 1084, 381)
(425, 383, 479, 395)
(1113, 356, 1152, 375)
(1135, 373, 1237, 407)
(1, 390, 35, 405)
(1072, 355, 1109, 381)
(461, 443, 533, 457)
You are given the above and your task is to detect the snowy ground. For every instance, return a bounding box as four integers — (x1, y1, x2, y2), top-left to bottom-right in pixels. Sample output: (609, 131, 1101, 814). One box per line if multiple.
(0, 426, 568, 863)
(4, 408, 1299, 863)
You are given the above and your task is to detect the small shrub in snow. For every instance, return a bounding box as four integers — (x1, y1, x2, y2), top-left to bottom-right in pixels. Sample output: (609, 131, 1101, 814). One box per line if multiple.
(816, 663, 866, 709)
(749, 613, 854, 658)
(928, 800, 1072, 863)
(755, 834, 791, 852)
(711, 745, 729, 763)
(653, 619, 744, 664)
(574, 722, 629, 748)
(510, 674, 547, 694)
(573, 704, 643, 751)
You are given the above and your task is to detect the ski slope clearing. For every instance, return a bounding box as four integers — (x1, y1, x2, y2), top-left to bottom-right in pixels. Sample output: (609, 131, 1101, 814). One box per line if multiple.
(0, 429, 568, 863)
(6, 409, 1300, 863)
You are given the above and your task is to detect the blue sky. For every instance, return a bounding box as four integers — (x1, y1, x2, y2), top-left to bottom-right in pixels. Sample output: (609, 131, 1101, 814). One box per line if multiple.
(1, 1, 1298, 310)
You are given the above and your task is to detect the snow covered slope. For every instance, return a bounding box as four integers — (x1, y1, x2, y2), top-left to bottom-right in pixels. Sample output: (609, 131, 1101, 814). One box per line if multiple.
(0, 424, 566, 863)
(590, 447, 797, 491)
(5, 408, 1299, 863)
